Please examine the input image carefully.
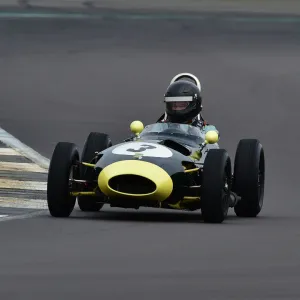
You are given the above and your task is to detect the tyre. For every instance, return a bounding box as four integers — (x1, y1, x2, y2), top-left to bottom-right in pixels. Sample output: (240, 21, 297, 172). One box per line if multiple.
(201, 149, 232, 223)
(47, 142, 80, 217)
(232, 139, 265, 217)
(78, 132, 112, 212)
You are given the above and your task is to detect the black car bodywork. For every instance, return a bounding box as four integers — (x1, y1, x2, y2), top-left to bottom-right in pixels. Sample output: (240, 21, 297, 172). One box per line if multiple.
(47, 121, 265, 223)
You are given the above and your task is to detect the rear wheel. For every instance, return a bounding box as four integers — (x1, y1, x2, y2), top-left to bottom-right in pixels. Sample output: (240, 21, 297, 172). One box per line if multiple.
(47, 142, 80, 217)
(78, 132, 112, 212)
(233, 139, 265, 217)
(201, 149, 232, 223)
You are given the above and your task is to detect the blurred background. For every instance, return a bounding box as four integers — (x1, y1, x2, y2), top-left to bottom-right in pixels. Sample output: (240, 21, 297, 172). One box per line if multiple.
(1, 1, 300, 299)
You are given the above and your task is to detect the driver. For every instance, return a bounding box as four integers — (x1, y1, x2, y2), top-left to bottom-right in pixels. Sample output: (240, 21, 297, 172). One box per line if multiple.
(157, 73, 218, 134)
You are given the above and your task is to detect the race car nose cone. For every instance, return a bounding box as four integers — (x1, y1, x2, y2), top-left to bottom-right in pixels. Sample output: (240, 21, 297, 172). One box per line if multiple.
(98, 160, 173, 201)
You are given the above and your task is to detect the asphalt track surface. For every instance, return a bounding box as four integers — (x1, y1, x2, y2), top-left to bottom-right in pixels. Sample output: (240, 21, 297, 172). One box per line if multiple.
(1, 8, 300, 299)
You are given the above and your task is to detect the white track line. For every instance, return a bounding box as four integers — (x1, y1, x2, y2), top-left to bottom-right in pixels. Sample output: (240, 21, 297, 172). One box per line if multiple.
(0, 148, 22, 156)
(0, 197, 47, 209)
(0, 211, 48, 222)
(0, 161, 48, 173)
(0, 178, 47, 190)
(0, 127, 50, 216)
(0, 127, 50, 169)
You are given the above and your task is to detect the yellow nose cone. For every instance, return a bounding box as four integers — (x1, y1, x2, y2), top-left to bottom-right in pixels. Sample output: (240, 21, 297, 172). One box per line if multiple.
(98, 160, 173, 202)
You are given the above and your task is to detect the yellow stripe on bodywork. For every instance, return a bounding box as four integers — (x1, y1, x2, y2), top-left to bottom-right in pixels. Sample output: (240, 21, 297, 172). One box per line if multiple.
(168, 196, 200, 209)
(70, 191, 96, 197)
(184, 168, 199, 173)
(82, 162, 95, 167)
(98, 160, 173, 201)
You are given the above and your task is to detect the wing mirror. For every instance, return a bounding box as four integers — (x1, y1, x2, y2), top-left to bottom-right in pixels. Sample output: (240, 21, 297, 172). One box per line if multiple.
(205, 130, 219, 144)
(130, 120, 144, 137)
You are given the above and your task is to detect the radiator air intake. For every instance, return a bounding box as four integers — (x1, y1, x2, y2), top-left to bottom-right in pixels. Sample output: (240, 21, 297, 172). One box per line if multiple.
(98, 160, 173, 201)
(108, 175, 156, 194)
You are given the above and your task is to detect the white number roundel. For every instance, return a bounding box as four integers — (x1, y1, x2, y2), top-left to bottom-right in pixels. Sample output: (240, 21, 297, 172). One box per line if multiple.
(112, 142, 173, 158)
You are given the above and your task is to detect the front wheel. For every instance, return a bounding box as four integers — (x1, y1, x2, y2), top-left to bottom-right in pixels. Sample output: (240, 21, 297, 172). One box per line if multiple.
(47, 142, 80, 217)
(232, 139, 265, 217)
(201, 149, 232, 223)
(78, 132, 112, 212)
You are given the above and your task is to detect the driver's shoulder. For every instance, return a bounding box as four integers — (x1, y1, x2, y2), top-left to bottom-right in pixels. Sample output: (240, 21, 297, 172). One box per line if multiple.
(156, 113, 166, 123)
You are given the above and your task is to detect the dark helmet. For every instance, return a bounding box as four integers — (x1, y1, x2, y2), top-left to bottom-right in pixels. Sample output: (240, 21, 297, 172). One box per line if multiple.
(164, 74, 202, 123)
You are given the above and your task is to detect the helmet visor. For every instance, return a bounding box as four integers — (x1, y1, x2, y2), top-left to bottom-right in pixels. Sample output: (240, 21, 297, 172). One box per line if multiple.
(168, 101, 189, 111)
(165, 96, 193, 113)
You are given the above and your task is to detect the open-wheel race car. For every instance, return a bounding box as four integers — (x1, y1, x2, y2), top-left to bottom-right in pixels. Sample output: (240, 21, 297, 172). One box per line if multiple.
(47, 120, 265, 223)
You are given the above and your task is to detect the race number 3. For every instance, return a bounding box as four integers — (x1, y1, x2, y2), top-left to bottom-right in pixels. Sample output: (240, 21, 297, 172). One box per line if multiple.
(127, 144, 156, 153)
(112, 142, 173, 158)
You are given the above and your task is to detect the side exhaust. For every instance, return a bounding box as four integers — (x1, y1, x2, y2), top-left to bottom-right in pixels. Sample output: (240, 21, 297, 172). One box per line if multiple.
(98, 160, 173, 202)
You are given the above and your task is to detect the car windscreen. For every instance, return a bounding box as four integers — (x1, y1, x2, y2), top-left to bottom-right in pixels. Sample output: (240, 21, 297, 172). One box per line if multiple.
(140, 123, 205, 146)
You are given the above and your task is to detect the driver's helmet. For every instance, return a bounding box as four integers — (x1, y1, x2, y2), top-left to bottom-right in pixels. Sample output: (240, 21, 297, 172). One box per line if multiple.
(164, 73, 202, 123)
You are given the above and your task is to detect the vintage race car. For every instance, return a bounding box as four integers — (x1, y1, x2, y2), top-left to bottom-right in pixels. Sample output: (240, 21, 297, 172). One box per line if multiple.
(47, 120, 265, 223)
